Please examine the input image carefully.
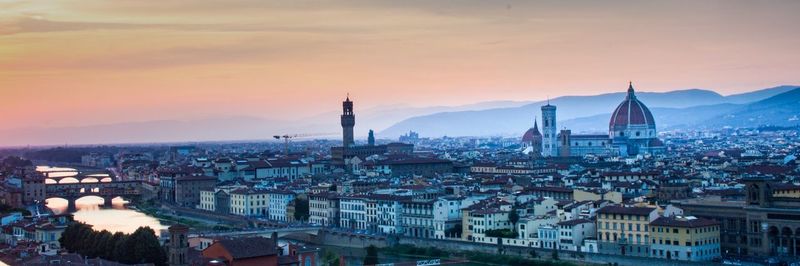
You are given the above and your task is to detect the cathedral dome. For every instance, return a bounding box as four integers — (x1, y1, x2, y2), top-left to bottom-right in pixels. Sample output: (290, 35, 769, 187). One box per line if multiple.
(609, 83, 656, 133)
(522, 119, 542, 142)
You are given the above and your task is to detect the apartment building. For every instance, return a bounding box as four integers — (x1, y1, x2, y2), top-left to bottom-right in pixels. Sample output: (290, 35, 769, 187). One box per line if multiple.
(339, 196, 368, 230)
(596, 205, 659, 257)
(309, 192, 339, 227)
(267, 190, 296, 222)
(649, 216, 721, 261)
(433, 196, 464, 239)
(229, 188, 270, 217)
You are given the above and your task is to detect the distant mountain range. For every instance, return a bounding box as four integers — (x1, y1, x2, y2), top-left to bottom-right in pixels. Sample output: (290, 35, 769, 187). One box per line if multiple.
(379, 85, 800, 137)
(0, 100, 530, 146)
(1, 85, 796, 146)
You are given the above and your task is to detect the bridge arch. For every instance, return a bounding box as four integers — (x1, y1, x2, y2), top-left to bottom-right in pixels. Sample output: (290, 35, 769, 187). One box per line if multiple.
(58, 177, 80, 184)
(80, 177, 100, 183)
(46, 195, 124, 213)
(45, 180, 144, 212)
(45, 197, 70, 214)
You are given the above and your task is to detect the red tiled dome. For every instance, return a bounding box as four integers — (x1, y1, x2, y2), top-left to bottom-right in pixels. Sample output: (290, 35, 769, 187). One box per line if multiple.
(609, 83, 655, 131)
(522, 119, 542, 142)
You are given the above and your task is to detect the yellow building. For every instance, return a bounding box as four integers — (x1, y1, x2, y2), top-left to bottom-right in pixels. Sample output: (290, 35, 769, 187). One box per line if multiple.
(596, 205, 658, 257)
(574, 189, 622, 203)
(772, 183, 800, 198)
(649, 216, 720, 261)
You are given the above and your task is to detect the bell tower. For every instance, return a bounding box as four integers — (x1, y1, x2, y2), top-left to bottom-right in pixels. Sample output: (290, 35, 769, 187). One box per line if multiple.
(341, 95, 355, 148)
(168, 224, 189, 266)
(744, 177, 773, 207)
(541, 103, 557, 157)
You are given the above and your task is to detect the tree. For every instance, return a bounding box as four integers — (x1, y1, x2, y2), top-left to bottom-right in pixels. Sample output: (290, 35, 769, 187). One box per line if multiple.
(363, 245, 379, 265)
(528, 249, 538, 258)
(59, 223, 86, 252)
(60, 224, 165, 266)
(551, 249, 559, 260)
(114, 232, 134, 264)
(91, 230, 113, 259)
(74, 223, 94, 254)
(128, 227, 167, 266)
(293, 197, 310, 221)
(509, 205, 520, 228)
(485, 229, 516, 238)
(323, 250, 339, 266)
(106, 232, 127, 260)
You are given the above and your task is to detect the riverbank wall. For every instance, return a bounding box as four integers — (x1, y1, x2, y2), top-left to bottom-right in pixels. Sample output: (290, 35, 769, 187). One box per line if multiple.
(282, 229, 391, 248)
(398, 237, 711, 266)
(168, 205, 250, 227)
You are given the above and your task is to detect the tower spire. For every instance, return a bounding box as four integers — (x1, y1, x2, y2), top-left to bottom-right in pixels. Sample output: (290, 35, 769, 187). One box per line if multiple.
(533, 117, 538, 130)
(627, 81, 636, 99)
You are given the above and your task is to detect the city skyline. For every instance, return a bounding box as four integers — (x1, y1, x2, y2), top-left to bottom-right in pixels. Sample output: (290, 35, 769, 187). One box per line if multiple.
(1, 2, 799, 265)
(1, 0, 800, 136)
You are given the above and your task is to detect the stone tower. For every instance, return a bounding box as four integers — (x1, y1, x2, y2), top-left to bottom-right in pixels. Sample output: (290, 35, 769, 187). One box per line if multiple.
(744, 177, 773, 207)
(368, 129, 375, 146)
(541, 103, 558, 157)
(341, 95, 355, 148)
(168, 224, 189, 266)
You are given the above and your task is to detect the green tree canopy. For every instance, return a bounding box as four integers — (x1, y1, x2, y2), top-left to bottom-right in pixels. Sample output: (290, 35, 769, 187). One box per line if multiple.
(59, 223, 166, 266)
(363, 245, 379, 265)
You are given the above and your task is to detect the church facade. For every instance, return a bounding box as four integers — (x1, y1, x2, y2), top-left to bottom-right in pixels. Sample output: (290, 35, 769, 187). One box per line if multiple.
(521, 83, 665, 157)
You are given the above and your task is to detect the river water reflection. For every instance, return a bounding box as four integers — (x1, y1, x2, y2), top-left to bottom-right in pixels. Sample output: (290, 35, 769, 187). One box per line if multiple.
(39, 166, 168, 236)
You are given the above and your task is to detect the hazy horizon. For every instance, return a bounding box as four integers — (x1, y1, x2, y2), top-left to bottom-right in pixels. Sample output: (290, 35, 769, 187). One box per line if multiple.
(2, 0, 800, 145)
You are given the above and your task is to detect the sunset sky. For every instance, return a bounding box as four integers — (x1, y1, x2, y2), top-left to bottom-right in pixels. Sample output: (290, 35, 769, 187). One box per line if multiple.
(1, 0, 799, 132)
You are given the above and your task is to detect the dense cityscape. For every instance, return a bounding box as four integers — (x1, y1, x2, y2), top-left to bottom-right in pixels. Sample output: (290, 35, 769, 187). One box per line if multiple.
(0, 83, 798, 266)
(3, 1, 800, 266)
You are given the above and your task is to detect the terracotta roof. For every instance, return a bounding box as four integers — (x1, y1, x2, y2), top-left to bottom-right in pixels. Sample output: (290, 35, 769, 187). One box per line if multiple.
(558, 218, 592, 226)
(650, 216, 719, 228)
(597, 205, 656, 216)
(609, 83, 656, 130)
(176, 175, 217, 181)
(212, 237, 277, 260)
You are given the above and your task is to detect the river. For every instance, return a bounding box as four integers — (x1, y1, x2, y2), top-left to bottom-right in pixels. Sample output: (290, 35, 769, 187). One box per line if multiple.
(38, 166, 168, 236)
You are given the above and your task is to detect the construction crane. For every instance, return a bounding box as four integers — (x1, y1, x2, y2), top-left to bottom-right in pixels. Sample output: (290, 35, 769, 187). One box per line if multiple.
(273, 132, 337, 155)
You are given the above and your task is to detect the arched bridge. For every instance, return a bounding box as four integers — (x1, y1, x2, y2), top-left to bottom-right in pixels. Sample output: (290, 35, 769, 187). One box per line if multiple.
(43, 171, 116, 184)
(46, 181, 144, 211)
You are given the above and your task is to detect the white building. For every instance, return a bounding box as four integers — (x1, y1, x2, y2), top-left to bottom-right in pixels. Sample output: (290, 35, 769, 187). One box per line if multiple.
(267, 190, 296, 221)
(256, 159, 312, 180)
(309, 192, 339, 227)
(339, 196, 368, 230)
(433, 196, 465, 239)
(538, 225, 560, 249)
(401, 199, 435, 239)
(556, 218, 596, 251)
(374, 195, 406, 234)
(517, 215, 559, 247)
